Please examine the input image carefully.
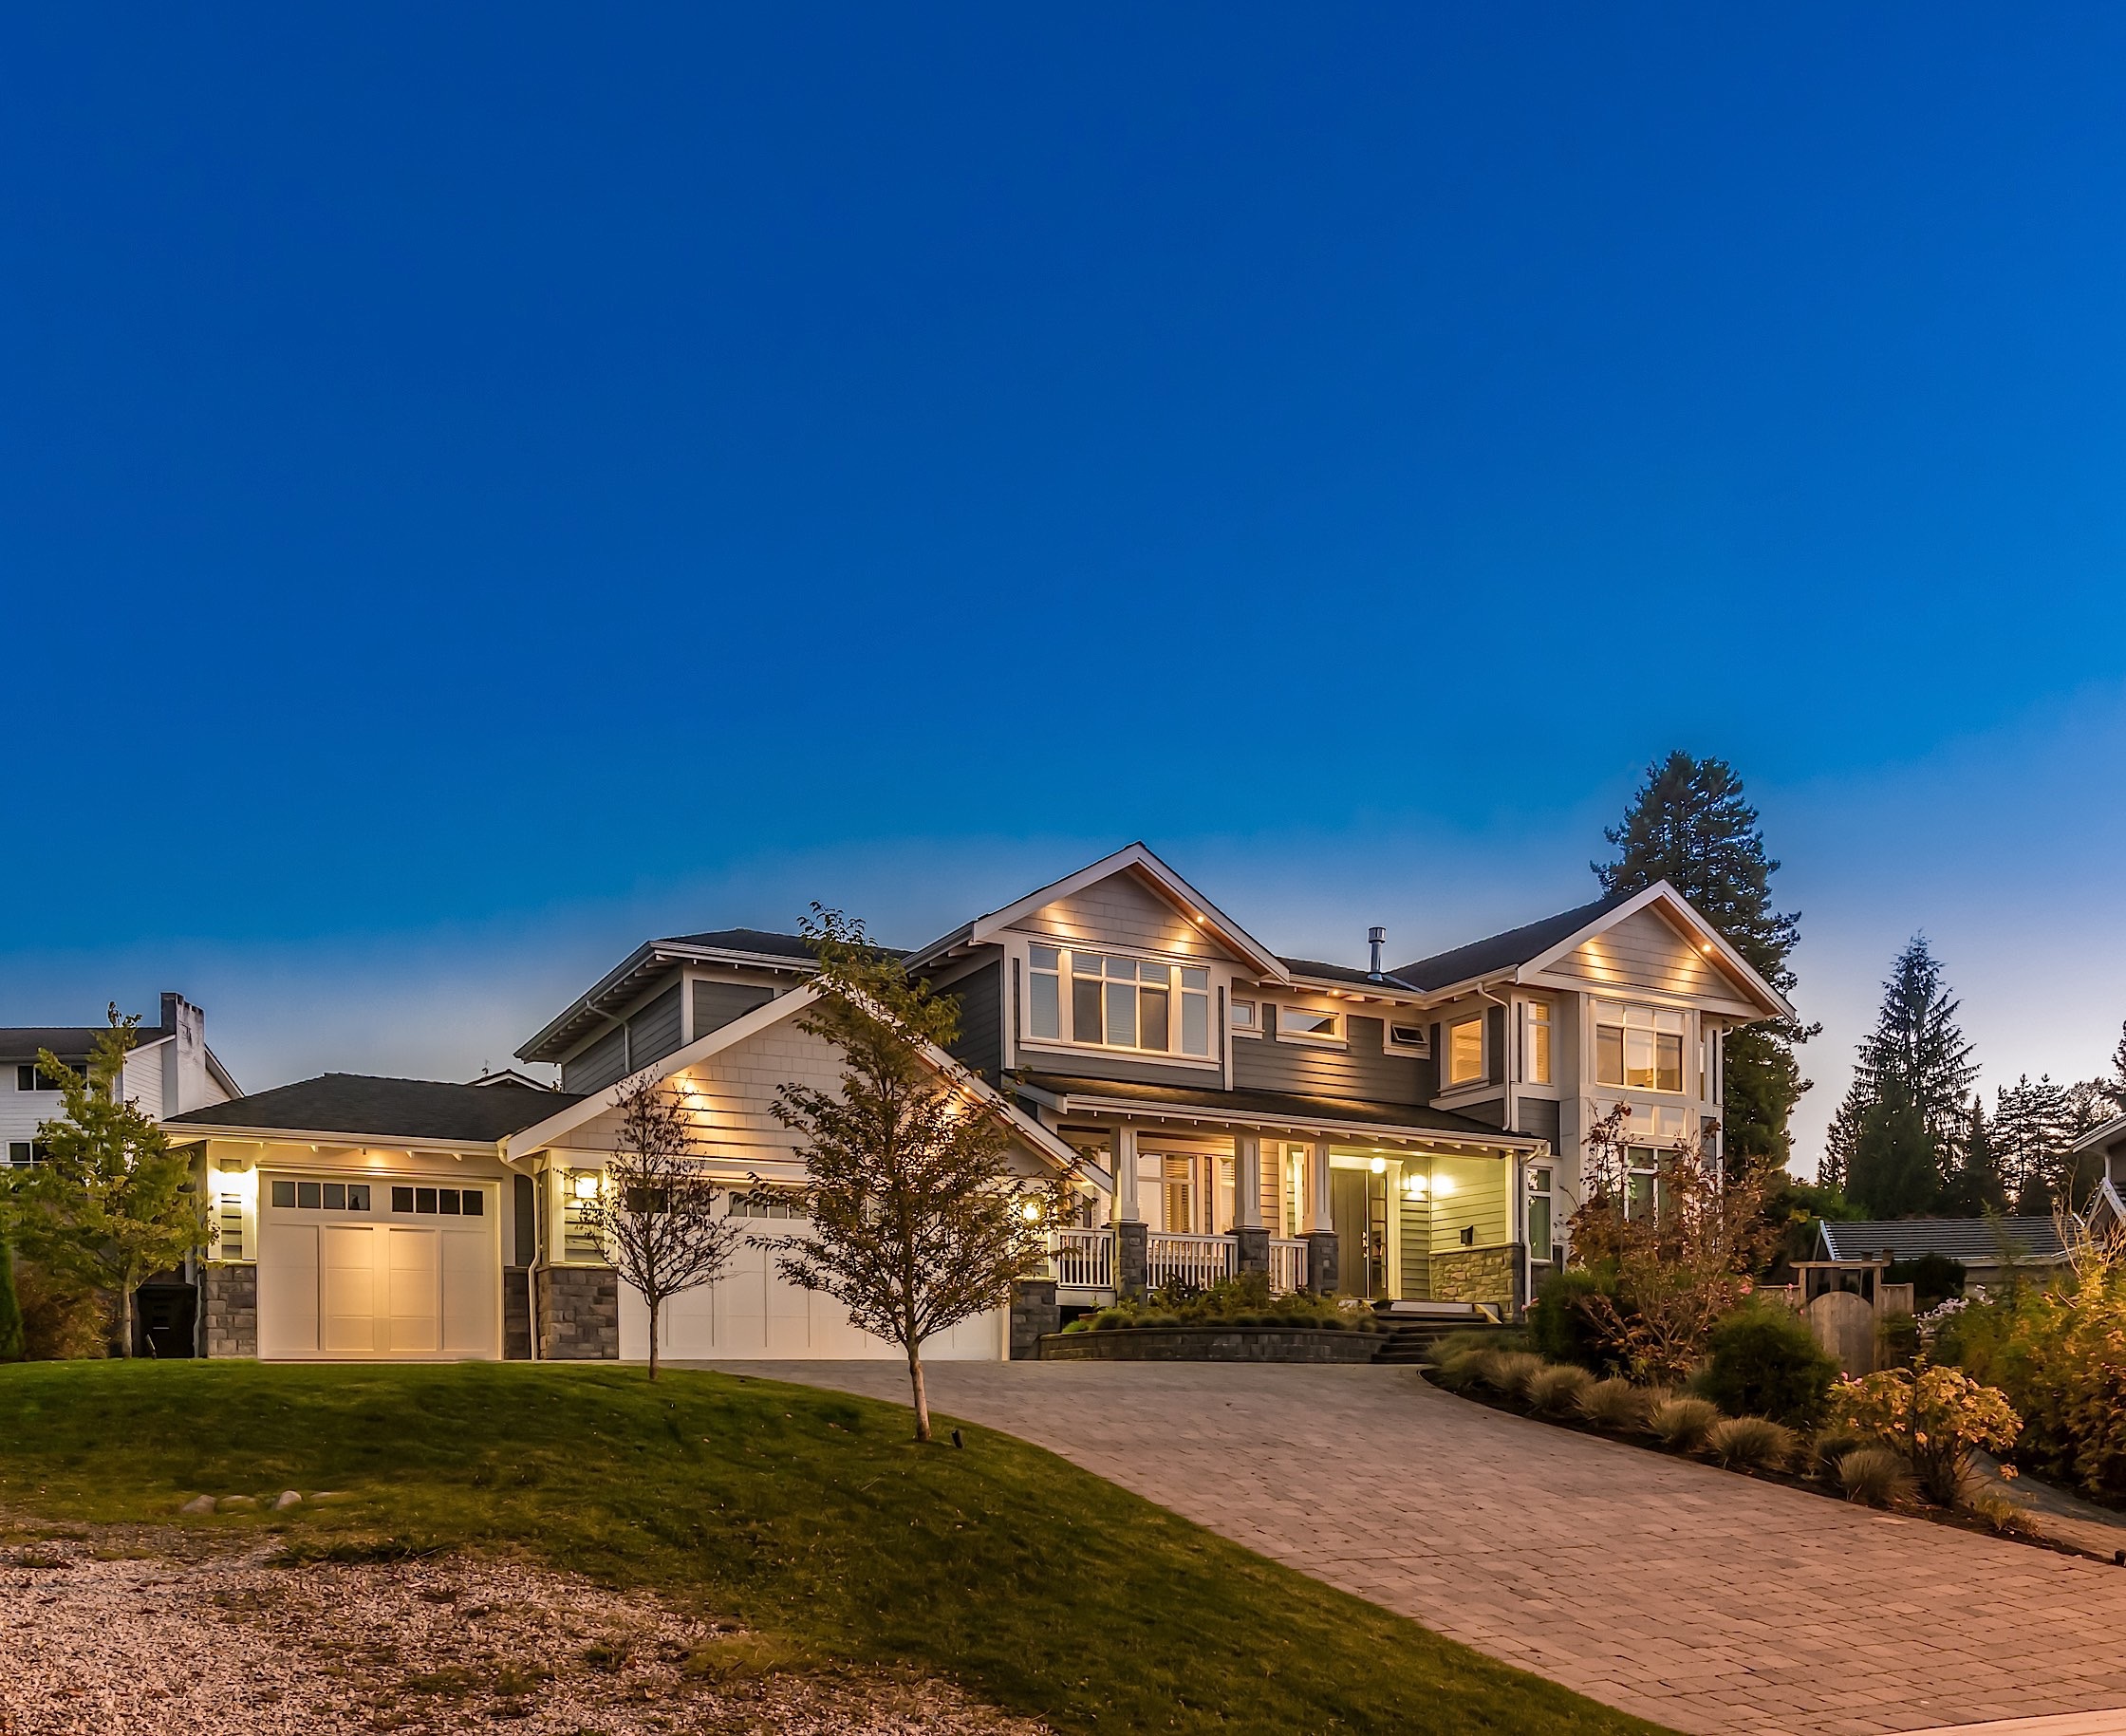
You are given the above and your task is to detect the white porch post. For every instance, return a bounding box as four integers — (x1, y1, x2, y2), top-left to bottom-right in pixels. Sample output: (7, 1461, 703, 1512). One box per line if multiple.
(1307, 1139, 1332, 1233)
(1113, 1127, 1142, 1223)
(1234, 1134, 1263, 1229)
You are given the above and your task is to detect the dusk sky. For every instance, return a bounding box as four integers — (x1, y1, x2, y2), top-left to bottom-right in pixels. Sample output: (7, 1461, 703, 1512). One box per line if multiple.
(7, 6, 2125, 1172)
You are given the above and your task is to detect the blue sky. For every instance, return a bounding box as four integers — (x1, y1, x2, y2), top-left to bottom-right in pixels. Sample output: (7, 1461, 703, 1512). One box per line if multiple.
(6, 5, 2125, 1169)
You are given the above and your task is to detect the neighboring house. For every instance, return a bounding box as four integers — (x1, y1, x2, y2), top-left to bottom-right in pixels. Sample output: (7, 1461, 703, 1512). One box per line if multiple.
(165, 843, 1787, 1365)
(2, 991, 239, 1167)
(1812, 1217, 2070, 1293)
(2074, 1113, 2126, 1241)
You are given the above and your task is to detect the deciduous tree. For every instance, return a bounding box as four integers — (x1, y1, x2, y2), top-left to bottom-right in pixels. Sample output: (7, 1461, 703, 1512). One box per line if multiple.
(580, 1074, 744, 1380)
(772, 908, 1071, 1442)
(13, 1011, 208, 1356)
(1596, 752, 1817, 1172)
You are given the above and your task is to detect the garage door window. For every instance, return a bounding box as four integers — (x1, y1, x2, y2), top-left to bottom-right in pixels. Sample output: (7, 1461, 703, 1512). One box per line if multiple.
(390, 1185, 482, 1216)
(270, 1180, 372, 1211)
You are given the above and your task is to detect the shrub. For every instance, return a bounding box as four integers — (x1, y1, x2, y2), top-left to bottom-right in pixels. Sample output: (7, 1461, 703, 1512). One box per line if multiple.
(1887, 1251, 1967, 1311)
(1529, 1267, 1620, 1374)
(1698, 1302, 1839, 1428)
(1524, 1364, 1595, 1417)
(1475, 1350, 1545, 1399)
(15, 1260, 106, 1360)
(1810, 1427, 1867, 1481)
(1830, 1367, 2023, 1506)
(1961, 1486, 2035, 1537)
(1837, 1447, 1914, 1506)
(1648, 1395, 1721, 1453)
(1705, 1415, 1797, 1473)
(1576, 1377, 1649, 1432)
(1875, 1311, 1919, 1371)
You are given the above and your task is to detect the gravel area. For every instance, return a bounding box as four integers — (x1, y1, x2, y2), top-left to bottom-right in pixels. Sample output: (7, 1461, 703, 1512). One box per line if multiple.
(0, 1530, 1045, 1736)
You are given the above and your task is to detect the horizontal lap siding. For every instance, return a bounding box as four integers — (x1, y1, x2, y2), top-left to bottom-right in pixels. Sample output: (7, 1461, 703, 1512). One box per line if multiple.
(1547, 908, 1743, 1000)
(563, 1025, 627, 1095)
(693, 980, 774, 1038)
(1234, 1014, 1427, 1106)
(1010, 872, 1226, 960)
(1027, 1047, 1226, 1089)
(626, 984, 684, 1073)
(939, 959, 1002, 1079)
(1429, 1156, 1511, 1253)
(1515, 1097, 1562, 1149)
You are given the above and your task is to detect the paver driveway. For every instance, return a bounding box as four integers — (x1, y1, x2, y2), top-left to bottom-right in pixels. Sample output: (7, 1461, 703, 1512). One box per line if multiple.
(707, 1360, 2126, 1736)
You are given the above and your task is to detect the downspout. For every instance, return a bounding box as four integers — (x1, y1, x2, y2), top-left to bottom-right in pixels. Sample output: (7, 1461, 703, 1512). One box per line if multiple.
(498, 1146, 545, 1362)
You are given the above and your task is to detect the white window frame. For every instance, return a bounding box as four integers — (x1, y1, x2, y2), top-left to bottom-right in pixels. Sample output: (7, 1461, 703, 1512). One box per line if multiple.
(1592, 999, 1688, 1094)
(1445, 1016, 1484, 1086)
(1386, 1021, 1429, 1055)
(1019, 940, 1219, 1066)
(1230, 998, 1262, 1037)
(1273, 1004, 1345, 1047)
(1521, 1000, 1553, 1085)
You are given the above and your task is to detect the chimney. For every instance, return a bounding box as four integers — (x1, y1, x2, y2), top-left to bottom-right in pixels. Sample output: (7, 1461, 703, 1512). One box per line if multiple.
(1368, 926, 1387, 981)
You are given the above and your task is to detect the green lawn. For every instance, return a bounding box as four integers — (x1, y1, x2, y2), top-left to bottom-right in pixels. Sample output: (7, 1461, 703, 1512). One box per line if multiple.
(0, 1361, 1668, 1734)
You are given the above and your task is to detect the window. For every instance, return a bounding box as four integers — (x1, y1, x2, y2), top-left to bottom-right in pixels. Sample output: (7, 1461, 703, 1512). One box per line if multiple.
(1528, 1165, 1557, 1266)
(271, 1179, 374, 1211)
(1277, 1006, 1342, 1044)
(1594, 1001, 1685, 1092)
(15, 1062, 80, 1092)
(1231, 999, 1258, 1034)
(1446, 1017, 1483, 1085)
(729, 1189, 801, 1219)
(1523, 1002, 1552, 1084)
(1387, 1022, 1429, 1055)
(7, 1141, 33, 1167)
(1030, 946, 1214, 1057)
(384, 1185, 479, 1215)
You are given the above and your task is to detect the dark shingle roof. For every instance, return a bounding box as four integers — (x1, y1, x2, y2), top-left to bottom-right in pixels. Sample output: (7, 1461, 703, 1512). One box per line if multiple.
(659, 927, 817, 960)
(1818, 1218, 2068, 1263)
(1019, 1073, 1530, 1141)
(0, 1023, 173, 1062)
(166, 1074, 581, 1144)
(1392, 892, 1632, 993)
(1277, 958, 1417, 992)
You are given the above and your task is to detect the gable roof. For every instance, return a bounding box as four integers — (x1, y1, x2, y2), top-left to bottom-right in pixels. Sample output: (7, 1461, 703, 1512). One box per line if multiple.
(166, 1074, 585, 1147)
(904, 843, 1290, 980)
(1816, 1218, 2068, 1264)
(1394, 881, 1791, 1018)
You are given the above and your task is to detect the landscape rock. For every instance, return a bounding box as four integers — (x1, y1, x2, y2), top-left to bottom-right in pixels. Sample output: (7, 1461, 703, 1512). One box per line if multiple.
(177, 1496, 215, 1516)
(272, 1490, 302, 1511)
(215, 1496, 255, 1512)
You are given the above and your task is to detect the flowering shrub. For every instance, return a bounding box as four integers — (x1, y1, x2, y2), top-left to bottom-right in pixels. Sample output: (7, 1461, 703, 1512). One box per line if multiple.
(1829, 1366, 2021, 1506)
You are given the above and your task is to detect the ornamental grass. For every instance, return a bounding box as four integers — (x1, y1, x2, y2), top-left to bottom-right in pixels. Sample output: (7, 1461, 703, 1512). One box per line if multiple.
(1575, 1377, 1649, 1432)
(1647, 1395, 1721, 1454)
(1704, 1415, 1797, 1474)
(1835, 1446, 1915, 1507)
(1524, 1363, 1596, 1417)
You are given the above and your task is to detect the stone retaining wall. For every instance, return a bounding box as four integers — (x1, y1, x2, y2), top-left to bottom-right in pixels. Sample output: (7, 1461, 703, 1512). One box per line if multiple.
(1038, 1324, 1382, 1363)
(1428, 1244, 1518, 1307)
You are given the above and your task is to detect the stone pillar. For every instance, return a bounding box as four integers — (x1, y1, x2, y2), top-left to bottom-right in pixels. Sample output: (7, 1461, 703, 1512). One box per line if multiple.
(1304, 1230, 1340, 1296)
(1115, 1219, 1149, 1299)
(200, 1263, 257, 1359)
(536, 1265, 620, 1359)
(1234, 1134, 1263, 1229)
(1233, 1225, 1270, 1277)
(502, 1268, 533, 1360)
(1010, 1277, 1059, 1359)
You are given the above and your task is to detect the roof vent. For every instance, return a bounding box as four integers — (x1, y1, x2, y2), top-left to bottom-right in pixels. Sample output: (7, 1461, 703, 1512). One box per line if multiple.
(1368, 926, 1387, 981)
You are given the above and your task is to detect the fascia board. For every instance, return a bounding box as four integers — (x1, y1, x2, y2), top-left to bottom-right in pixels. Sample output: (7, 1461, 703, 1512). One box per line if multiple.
(2072, 1111, 2126, 1154)
(159, 1124, 501, 1156)
(1519, 882, 1793, 1021)
(1023, 1082, 1546, 1154)
(954, 843, 1291, 981)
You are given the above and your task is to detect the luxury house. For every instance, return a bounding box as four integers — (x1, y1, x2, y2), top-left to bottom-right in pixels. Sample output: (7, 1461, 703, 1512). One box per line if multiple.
(162, 845, 1788, 1363)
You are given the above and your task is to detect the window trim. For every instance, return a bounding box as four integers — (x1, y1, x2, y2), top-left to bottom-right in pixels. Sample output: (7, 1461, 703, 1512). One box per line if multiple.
(1018, 939, 1221, 1066)
(1386, 1022, 1430, 1055)
(1230, 999, 1262, 1037)
(1521, 1000, 1553, 1086)
(1272, 1004, 1346, 1048)
(1445, 1016, 1483, 1086)
(1592, 999, 1688, 1094)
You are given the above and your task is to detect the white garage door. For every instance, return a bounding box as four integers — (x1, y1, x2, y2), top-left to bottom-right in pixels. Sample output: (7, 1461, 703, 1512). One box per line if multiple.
(258, 1177, 498, 1360)
(616, 1221, 1003, 1362)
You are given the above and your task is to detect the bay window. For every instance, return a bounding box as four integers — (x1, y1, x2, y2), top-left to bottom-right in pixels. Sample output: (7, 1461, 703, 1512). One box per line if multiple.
(1027, 943, 1213, 1057)
(1594, 1000, 1685, 1092)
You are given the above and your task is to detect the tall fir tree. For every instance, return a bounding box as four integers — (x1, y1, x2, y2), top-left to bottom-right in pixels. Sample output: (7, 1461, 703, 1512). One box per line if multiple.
(1595, 752, 1817, 1172)
(1934, 1097, 2008, 1217)
(1846, 1081, 1940, 1219)
(1852, 936, 1978, 1157)
(2098, 1019, 2126, 1116)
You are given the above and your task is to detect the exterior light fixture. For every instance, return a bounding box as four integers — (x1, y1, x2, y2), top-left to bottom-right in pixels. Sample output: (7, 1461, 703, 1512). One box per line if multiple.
(1019, 1199, 1041, 1223)
(1369, 1156, 1387, 1175)
(1403, 1173, 1427, 1200)
(572, 1172, 599, 1200)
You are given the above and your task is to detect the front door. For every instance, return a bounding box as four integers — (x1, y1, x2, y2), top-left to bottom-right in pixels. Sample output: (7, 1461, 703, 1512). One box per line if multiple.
(1331, 1167, 1390, 1298)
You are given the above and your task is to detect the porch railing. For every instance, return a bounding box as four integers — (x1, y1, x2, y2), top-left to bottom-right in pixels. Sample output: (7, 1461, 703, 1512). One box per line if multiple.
(1267, 1238, 1309, 1296)
(1147, 1231, 1236, 1291)
(1052, 1227, 1115, 1290)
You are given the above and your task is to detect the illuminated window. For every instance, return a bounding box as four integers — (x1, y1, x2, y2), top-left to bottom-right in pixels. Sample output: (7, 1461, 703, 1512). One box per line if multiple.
(1523, 1002, 1553, 1084)
(1277, 1007, 1342, 1043)
(1446, 1017, 1483, 1085)
(1594, 1001, 1685, 1092)
(1030, 947, 1213, 1057)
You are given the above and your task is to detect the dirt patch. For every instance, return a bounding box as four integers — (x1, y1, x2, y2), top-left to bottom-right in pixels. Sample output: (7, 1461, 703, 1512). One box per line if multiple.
(0, 1532, 1046, 1735)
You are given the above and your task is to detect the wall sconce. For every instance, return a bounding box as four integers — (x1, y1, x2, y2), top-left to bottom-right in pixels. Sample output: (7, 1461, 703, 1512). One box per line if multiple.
(572, 1172, 599, 1201)
(1369, 1156, 1387, 1175)
(1019, 1198, 1041, 1223)
(1402, 1173, 1427, 1201)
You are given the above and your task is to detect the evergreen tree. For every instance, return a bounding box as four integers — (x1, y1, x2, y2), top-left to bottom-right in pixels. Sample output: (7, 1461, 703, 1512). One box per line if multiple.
(1996, 1073, 2105, 1214)
(1852, 936, 1978, 1166)
(2100, 1020, 2126, 1116)
(1935, 1098, 2008, 1217)
(1846, 1084, 1939, 1218)
(1819, 1077, 1868, 1192)
(1596, 752, 1817, 1171)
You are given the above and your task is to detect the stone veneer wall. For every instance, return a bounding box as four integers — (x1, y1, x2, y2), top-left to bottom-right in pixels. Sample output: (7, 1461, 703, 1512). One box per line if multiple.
(1009, 1278, 1059, 1360)
(536, 1265, 619, 1360)
(200, 1263, 257, 1359)
(1427, 1244, 1518, 1307)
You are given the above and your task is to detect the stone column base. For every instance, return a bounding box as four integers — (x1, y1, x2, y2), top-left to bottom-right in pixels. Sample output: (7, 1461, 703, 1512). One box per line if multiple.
(503, 1268, 532, 1360)
(1233, 1226, 1270, 1277)
(1303, 1230, 1341, 1296)
(1116, 1220, 1148, 1298)
(1010, 1277, 1058, 1359)
(536, 1265, 620, 1360)
(200, 1263, 257, 1359)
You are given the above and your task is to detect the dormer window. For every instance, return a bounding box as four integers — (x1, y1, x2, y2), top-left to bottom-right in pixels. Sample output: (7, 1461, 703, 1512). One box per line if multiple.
(1026, 944, 1212, 1057)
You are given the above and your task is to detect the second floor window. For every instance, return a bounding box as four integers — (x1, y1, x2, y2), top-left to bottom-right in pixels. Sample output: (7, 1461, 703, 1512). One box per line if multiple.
(1594, 1001, 1686, 1092)
(1523, 1001, 1553, 1084)
(1446, 1017, 1483, 1085)
(1027, 944, 1212, 1057)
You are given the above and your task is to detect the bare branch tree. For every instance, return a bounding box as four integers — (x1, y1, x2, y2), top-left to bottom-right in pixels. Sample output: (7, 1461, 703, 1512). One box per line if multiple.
(770, 907, 1073, 1442)
(580, 1074, 743, 1380)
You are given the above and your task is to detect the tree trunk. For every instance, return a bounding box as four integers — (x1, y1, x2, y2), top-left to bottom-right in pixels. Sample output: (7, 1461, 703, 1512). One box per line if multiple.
(907, 1344, 931, 1443)
(647, 1297, 661, 1381)
(114, 1277, 134, 1359)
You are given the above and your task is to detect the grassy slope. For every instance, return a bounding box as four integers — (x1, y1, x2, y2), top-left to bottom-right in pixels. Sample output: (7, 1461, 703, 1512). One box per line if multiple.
(0, 1362, 1668, 1735)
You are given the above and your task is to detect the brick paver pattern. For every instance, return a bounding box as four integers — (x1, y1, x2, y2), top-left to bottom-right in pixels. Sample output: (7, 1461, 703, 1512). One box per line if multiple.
(709, 1360, 2126, 1736)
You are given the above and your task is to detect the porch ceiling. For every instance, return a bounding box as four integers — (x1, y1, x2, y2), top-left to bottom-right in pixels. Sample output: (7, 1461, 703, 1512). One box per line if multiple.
(1016, 1073, 1541, 1152)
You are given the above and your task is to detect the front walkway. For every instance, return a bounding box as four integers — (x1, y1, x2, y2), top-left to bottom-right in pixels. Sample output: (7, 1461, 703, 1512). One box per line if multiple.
(703, 1360, 2126, 1736)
